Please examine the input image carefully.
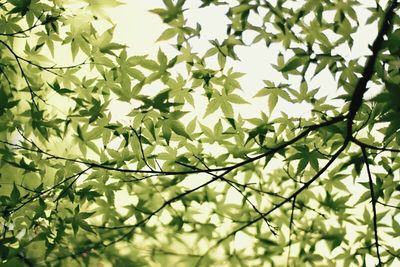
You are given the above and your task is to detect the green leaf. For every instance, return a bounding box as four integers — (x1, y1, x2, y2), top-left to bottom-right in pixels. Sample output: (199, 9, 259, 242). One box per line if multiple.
(268, 93, 278, 113)
(10, 183, 20, 202)
(100, 43, 127, 55)
(8, 0, 31, 15)
(0, 89, 19, 115)
(170, 121, 192, 140)
(48, 81, 74, 95)
(322, 229, 345, 250)
(157, 28, 177, 41)
(1, 0, 398, 263)
(162, 125, 172, 145)
(204, 99, 219, 117)
(280, 57, 304, 72)
(157, 49, 168, 67)
(227, 94, 248, 104)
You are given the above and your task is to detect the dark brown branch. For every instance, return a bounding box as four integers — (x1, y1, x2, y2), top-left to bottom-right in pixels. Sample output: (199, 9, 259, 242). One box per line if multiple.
(286, 196, 296, 267)
(346, 0, 398, 139)
(16, 56, 87, 74)
(151, 248, 201, 258)
(352, 138, 400, 153)
(383, 247, 400, 259)
(219, 180, 278, 235)
(0, 66, 12, 86)
(361, 146, 382, 266)
(377, 201, 400, 210)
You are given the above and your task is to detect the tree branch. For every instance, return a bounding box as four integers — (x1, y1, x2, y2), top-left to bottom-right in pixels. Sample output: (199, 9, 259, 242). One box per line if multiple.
(196, 143, 347, 266)
(0, 39, 87, 76)
(361, 145, 382, 266)
(0, 40, 45, 109)
(41, 116, 345, 262)
(286, 196, 296, 267)
(0, 13, 45, 38)
(352, 138, 400, 153)
(346, 0, 398, 139)
(7, 167, 91, 215)
(377, 201, 400, 210)
(176, 160, 278, 235)
(1, 114, 346, 176)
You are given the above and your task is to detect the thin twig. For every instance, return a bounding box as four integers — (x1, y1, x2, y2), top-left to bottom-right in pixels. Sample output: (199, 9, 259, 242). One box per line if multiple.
(195, 144, 346, 266)
(352, 138, 400, 153)
(0, 40, 45, 109)
(361, 146, 382, 266)
(191, 156, 326, 219)
(286, 196, 296, 266)
(176, 160, 278, 235)
(7, 167, 91, 215)
(377, 201, 400, 210)
(261, 0, 300, 42)
(130, 125, 154, 171)
(0, 13, 46, 38)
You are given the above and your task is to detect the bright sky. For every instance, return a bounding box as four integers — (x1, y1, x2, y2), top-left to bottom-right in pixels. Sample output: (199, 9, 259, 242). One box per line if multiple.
(106, 0, 384, 121)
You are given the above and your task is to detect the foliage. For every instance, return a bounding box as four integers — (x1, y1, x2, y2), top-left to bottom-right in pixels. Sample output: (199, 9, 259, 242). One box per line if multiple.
(0, 0, 400, 266)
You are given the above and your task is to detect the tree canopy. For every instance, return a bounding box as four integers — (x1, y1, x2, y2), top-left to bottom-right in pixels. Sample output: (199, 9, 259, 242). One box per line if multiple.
(0, 0, 400, 266)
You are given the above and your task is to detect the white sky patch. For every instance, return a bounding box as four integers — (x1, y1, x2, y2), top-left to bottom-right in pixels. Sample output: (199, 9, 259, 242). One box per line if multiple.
(109, 1, 164, 56)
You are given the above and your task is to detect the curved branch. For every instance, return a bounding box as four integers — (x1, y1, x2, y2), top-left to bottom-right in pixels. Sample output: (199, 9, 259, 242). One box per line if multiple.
(377, 201, 400, 210)
(352, 138, 400, 153)
(346, 0, 398, 139)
